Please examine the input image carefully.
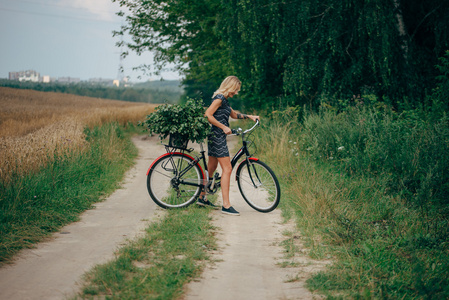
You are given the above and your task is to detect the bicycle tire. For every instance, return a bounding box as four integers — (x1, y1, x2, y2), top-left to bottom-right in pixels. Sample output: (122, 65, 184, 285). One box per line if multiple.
(236, 159, 280, 212)
(147, 153, 203, 209)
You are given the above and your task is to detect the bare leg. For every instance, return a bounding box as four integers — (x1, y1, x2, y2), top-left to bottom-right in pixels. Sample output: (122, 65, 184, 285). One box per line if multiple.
(217, 156, 232, 208)
(200, 157, 218, 198)
(208, 156, 218, 176)
(201, 156, 232, 209)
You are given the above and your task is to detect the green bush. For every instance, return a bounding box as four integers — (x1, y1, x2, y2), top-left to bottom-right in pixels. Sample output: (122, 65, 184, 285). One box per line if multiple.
(300, 104, 449, 216)
(144, 97, 210, 144)
(432, 50, 449, 113)
(253, 114, 449, 299)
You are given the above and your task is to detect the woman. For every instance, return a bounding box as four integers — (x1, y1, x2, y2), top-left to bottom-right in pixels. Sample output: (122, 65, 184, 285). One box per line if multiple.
(198, 76, 259, 215)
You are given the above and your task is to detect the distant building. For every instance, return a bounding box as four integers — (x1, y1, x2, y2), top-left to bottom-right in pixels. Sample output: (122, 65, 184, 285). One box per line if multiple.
(88, 78, 114, 86)
(7, 70, 122, 86)
(9, 70, 40, 82)
(58, 77, 80, 84)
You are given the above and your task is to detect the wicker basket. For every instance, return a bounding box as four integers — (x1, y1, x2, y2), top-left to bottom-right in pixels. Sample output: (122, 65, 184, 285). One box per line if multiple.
(168, 134, 189, 149)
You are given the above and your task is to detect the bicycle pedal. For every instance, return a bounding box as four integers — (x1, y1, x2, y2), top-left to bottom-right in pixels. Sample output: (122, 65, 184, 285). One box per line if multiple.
(206, 183, 219, 194)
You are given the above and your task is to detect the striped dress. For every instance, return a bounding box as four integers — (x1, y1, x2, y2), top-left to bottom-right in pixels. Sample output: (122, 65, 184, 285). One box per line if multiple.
(207, 94, 231, 157)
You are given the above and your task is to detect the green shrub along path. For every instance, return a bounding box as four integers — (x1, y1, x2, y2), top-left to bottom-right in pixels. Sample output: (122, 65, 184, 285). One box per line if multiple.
(253, 107, 449, 299)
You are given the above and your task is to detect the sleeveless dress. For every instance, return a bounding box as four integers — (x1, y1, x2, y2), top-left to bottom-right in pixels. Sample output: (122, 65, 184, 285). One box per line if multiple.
(208, 94, 231, 157)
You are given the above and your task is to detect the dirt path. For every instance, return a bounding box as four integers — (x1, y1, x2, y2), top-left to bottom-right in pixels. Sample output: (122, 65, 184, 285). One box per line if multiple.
(184, 136, 326, 300)
(0, 134, 326, 300)
(184, 198, 319, 300)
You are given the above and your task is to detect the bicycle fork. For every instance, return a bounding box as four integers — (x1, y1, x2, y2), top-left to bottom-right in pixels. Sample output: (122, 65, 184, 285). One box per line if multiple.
(232, 142, 262, 189)
(247, 161, 263, 188)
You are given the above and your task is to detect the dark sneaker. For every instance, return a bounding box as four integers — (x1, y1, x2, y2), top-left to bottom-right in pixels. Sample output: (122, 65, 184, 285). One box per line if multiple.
(221, 206, 240, 216)
(197, 197, 220, 210)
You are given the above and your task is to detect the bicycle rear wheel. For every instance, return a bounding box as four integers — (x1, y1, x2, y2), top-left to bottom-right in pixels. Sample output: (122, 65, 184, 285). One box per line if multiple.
(236, 159, 280, 212)
(147, 153, 203, 209)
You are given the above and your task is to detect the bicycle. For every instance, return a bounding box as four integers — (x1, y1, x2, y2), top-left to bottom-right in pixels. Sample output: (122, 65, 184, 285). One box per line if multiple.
(146, 120, 281, 212)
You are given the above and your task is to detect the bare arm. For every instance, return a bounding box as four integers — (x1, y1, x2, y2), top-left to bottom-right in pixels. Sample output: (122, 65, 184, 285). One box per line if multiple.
(230, 109, 260, 122)
(205, 99, 232, 135)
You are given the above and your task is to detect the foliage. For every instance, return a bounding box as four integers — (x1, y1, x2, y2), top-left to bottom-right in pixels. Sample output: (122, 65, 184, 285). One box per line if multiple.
(144, 97, 210, 144)
(431, 50, 449, 113)
(114, 0, 449, 111)
(300, 104, 449, 216)
(76, 206, 216, 299)
(113, 0, 233, 102)
(0, 79, 183, 104)
(219, 0, 449, 110)
(252, 112, 449, 299)
(218, 0, 286, 110)
(0, 123, 137, 263)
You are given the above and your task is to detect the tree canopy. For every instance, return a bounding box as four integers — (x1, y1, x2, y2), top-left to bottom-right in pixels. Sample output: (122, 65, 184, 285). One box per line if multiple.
(114, 0, 449, 110)
(113, 0, 233, 102)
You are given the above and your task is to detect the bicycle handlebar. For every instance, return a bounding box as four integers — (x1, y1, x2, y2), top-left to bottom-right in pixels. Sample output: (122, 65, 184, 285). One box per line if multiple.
(230, 119, 260, 136)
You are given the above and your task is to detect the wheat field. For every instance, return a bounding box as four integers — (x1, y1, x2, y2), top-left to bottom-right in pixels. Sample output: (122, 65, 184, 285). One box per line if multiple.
(0, 87, 156, 183)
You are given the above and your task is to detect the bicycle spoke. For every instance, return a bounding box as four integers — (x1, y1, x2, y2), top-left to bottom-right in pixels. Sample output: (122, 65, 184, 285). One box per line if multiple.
(147, 154, 202, 209)
(237, 160, 280, 212)
(151, 168, 175, 179)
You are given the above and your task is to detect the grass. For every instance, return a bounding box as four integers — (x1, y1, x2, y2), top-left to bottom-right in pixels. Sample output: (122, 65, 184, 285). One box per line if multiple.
(0, 87, 219, 299)
(0, 123, 139, 263)
(6, 86, 447, 298)
(0, 86, 155, 138)
(0, 86, 155, 184)
(73, 205, 217, 299)
(251, 106, 449, 299)
(0, 88, 157, 262)
(72, 139, 219, 299)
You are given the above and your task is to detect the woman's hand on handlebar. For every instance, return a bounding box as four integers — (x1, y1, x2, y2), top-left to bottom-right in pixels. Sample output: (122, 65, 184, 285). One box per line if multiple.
(248, 115, 260, 122)
(223, 126, 233, 135)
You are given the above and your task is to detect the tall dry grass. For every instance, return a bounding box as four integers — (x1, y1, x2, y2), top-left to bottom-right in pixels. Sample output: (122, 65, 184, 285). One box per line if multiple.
(0, 87, 156, 183)
(252, 119, 333, 239)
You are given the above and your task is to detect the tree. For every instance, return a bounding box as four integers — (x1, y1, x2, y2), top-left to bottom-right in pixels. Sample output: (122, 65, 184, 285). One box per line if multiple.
(218, 0, 285, 110)
(112, 0, 232, 101)
(114, 0, 449, 111)
(219, 0, 449, 110)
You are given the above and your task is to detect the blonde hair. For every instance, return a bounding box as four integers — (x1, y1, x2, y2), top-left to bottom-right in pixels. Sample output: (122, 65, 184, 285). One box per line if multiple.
(213, 76, 241, 98)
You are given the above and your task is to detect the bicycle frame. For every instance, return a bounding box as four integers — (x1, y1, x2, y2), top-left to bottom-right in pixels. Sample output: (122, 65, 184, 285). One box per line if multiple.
(146, 120, 261, 193)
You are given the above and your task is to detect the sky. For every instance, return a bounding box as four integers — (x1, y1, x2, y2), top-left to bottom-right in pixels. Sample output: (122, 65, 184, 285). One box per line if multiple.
(0, 0, 181, 82)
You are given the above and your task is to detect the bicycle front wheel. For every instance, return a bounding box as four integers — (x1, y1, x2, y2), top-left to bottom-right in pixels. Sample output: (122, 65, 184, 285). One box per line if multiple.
(147, 153, 203, 209)
(236, 159, 281, 212)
